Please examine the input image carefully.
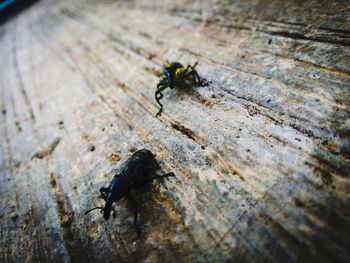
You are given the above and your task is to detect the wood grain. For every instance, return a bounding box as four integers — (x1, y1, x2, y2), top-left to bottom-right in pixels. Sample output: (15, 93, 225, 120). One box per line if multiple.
(0, 0, 349, 262)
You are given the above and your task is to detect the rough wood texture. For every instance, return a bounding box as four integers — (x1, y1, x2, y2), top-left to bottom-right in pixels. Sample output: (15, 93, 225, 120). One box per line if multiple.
(1, 0, 349, 262)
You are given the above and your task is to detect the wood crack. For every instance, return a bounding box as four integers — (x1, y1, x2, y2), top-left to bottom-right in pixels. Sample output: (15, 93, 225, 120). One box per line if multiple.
(12, 32, 36, 122)
(31, 137, 61, 160)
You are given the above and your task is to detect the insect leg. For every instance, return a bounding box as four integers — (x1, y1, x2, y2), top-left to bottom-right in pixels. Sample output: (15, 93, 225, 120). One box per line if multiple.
(190, 70, 211, 86)
(186, 63, 211, 86)
(183, 68, 200, 85)
(191, 71, 201, 85)
(188, 61, 199, 70)
(155, 83, 168, 117)
(127, 192, 141, 236)
(99, 187, 108, 200)
(111, 207, 117, 219)
(199, 77, 211, 86)
(150, 172, 175, 181)
(155, 90, 163, 117)
(84, 206, 104, 215)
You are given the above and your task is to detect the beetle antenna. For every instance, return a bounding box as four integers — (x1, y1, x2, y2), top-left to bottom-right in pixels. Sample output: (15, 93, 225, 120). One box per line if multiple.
(84, 206, 104, 215)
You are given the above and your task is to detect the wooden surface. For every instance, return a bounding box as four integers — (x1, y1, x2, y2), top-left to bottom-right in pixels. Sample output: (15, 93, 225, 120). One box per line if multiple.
(1, 0, 350, 262)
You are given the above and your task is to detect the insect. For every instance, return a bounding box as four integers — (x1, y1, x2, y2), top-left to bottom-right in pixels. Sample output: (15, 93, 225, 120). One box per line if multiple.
(155, 61, 211, 117)
(85, 149, 175, 234)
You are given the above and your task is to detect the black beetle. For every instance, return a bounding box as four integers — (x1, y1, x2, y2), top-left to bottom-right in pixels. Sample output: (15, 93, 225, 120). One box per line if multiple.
(85, 149, 174, 233)
(155, 61, 211, 117)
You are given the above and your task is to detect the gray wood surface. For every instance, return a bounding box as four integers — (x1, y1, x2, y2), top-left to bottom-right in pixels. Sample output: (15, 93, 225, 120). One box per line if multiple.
(0, 0, 349, 262)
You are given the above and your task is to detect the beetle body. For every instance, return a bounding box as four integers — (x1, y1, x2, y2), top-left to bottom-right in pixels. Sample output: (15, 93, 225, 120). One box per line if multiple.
(161, 62, 186, 89)
(85, 149, 174, 232)
(155, 61, 210, 117)
(101, 149, 157, 220)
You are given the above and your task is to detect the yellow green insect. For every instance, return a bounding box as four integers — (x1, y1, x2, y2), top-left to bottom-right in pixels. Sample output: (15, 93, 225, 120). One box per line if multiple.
(155, 62, 211, 117)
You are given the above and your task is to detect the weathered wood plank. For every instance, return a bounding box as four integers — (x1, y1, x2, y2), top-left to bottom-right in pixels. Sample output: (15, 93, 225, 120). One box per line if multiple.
(1, 0, 349, 262)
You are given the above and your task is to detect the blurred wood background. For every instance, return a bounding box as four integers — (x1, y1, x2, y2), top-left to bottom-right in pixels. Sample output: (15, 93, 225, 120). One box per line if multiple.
(0, 0, 349, 262)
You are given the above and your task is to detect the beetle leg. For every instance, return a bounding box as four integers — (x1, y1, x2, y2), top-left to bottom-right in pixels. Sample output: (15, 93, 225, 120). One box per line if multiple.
(99, 187, 108, 200)
(192, 69, 202, 85)
(111, 207, 117, 219)
(155, 83, 168, 117)
(185, 63, 211, 86)
(157, 79, 168, 86)
(155, 91, 163, 117)
(192, 71, 201, 85)
(187, 61, 199, 71)
(186, 62, 199, 81)
(183, 67, 200, 85)
(199, 77, 211, 86)
(127, 192, 141, 236)
(150, 172, 175, 181)
(189, 70, 211, 86)
(84, 206, 104, 215)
